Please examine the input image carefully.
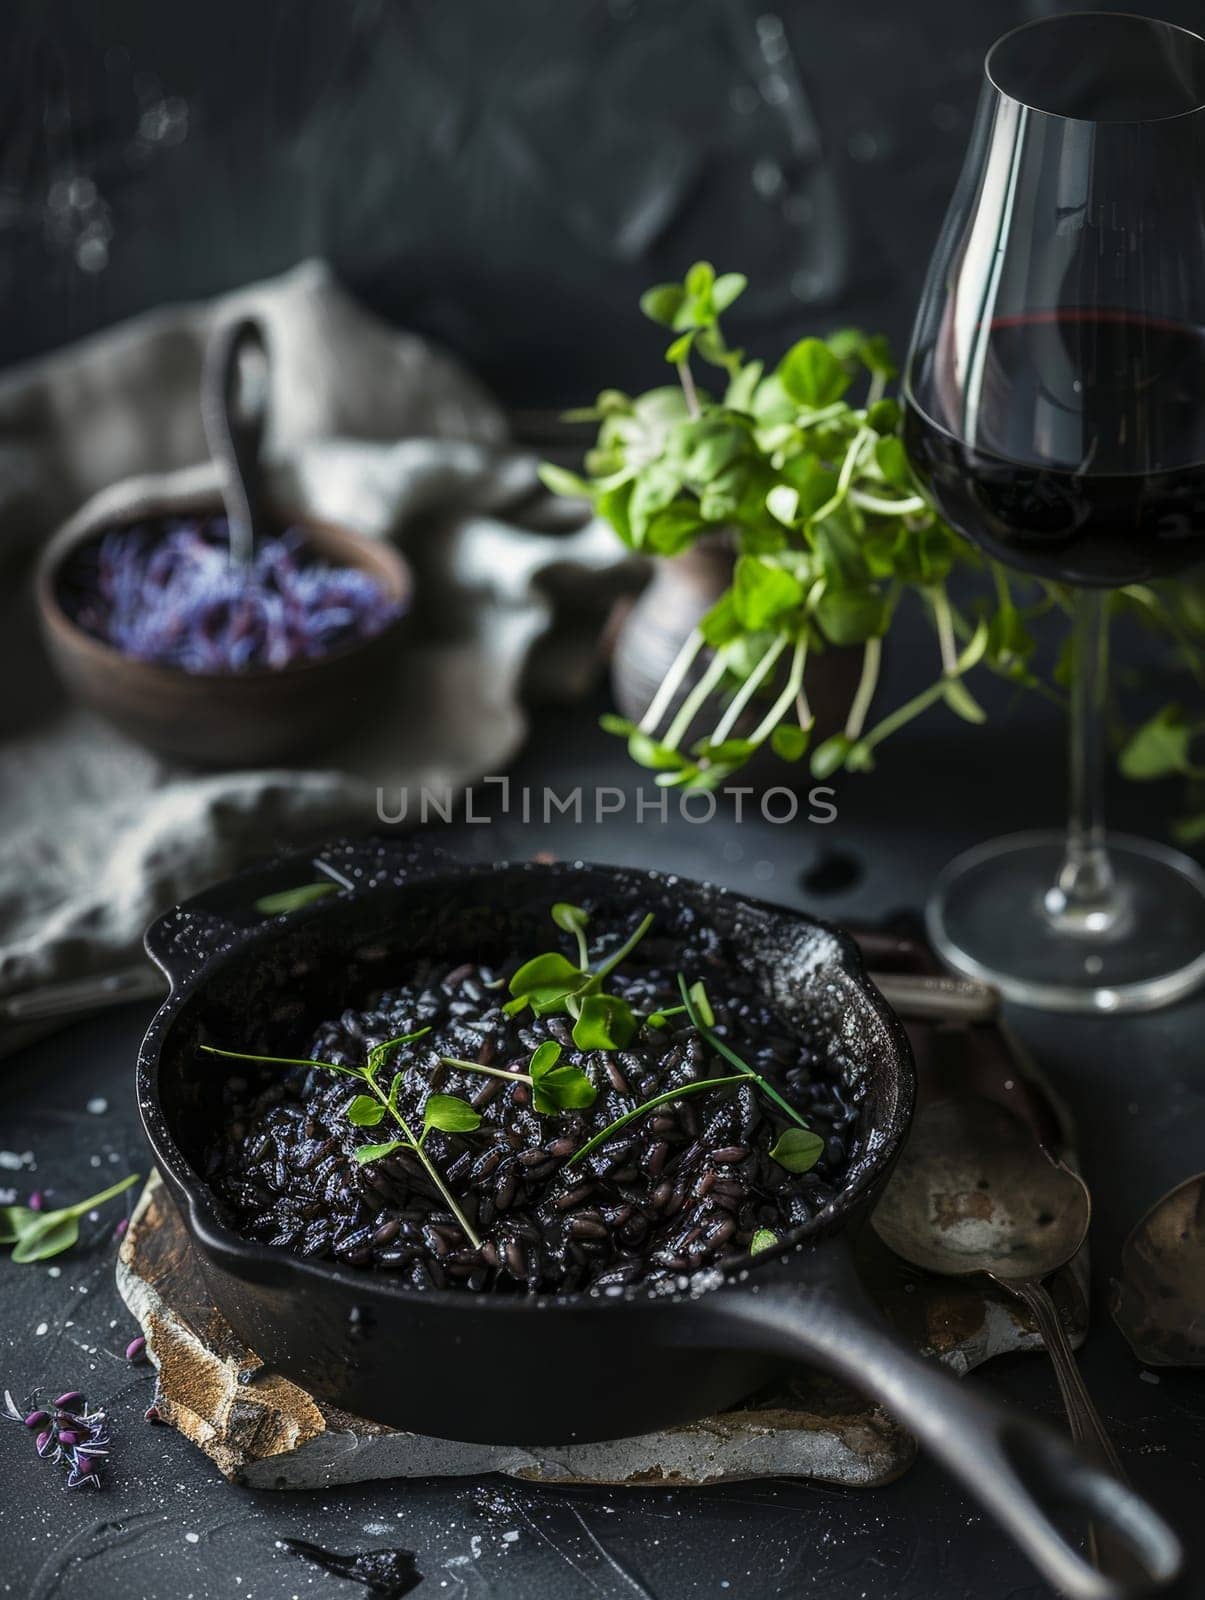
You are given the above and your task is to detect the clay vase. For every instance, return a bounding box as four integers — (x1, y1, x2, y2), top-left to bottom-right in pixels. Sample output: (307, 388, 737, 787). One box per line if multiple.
(610, 538, 863, 785)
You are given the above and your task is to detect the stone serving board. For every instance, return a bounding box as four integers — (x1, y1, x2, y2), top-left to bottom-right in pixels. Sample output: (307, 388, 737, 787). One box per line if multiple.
(117, 1012, 1088, 1492)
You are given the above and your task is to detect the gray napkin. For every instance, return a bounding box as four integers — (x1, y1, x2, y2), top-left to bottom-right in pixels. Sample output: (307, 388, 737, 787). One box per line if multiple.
(0, 261, 641, 1031)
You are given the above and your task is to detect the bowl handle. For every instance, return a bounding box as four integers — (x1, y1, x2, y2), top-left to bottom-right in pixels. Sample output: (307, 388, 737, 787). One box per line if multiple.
(706, 1268, 1181, 1598)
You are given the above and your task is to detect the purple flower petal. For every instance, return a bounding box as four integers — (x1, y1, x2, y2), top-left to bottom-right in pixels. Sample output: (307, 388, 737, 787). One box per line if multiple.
(61, 517, 403, 674)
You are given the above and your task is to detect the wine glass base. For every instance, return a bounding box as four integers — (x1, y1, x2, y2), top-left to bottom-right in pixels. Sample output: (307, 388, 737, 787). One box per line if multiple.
(927, 830, 1205, 1013)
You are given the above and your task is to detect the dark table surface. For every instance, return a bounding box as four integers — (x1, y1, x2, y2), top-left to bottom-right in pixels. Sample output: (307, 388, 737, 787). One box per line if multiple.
(2, 680, 1203, 1600)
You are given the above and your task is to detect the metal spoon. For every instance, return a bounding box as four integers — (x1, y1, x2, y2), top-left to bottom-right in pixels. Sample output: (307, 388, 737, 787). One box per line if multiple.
(872, 1094, 1125, 1481)
(201, 315, 271, 565)
(1112, 1172, 1205, 1369)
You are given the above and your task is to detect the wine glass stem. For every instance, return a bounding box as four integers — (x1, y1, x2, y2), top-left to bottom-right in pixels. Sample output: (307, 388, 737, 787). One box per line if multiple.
(1046, 589, 1121, 934)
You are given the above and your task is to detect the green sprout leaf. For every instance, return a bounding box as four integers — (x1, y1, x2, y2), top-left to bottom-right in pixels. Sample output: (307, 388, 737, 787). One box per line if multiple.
(354, 1141, 404, 1165)
(552, 903, 590, 935)
(506, 951, 585, 1016)
(538, 462, 594, 500)
(712, 272, 748, 313)
(640, 283, 687, 327)
(3, 1173, 140, 1265)
(572, 992, 638, 1051)
(778, 337, 851, 408)
(810, 733, 853, 779)
(254, 882, 338, 914)
(750, 1228, 779, 1255)
(423, 1095, 482, 1137)
(770, 724, 810, 762)
(732, 555, 804, 630)
(769, 1127, 825, 1173)
(12, 1214, 81, 1264)
(347, 1095, 386, 1127)
(529, 1040, 597, 1114)
(1120, 706, 1197, 780)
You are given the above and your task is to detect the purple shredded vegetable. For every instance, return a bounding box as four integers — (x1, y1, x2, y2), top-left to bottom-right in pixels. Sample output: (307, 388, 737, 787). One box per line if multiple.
(60, 516, 403, 674)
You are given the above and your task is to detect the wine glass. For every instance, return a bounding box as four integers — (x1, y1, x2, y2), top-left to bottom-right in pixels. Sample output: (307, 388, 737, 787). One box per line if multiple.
(904, 11, 1205, 1012)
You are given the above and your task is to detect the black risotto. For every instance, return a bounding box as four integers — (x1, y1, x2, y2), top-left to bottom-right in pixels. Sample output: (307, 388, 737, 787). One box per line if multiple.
(206, 925, 862, 1293)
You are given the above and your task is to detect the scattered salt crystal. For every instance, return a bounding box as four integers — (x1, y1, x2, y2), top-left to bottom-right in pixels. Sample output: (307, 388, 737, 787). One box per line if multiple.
(185, 1532, 200, 1544)
(86, 1097, 108, 1115)
(35, 1322, 48, 1336)
(47, 1266, 61, 1279)
(501, 1531, 519, 1543)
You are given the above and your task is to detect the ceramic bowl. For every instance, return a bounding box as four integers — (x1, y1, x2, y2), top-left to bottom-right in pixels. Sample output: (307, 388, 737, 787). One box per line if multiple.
(36, 493, 411, 767)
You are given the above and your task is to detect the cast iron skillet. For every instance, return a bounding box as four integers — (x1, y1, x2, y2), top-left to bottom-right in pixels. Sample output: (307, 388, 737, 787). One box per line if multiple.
(138, 841, 1180, 1599)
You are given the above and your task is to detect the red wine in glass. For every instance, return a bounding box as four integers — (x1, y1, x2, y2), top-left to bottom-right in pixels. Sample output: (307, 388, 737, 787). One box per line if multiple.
(902, 11, 1205, 1011)
(906, 310, 1205, 586)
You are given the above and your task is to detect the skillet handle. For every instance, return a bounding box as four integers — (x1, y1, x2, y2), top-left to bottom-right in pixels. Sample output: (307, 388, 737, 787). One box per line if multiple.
(143, 838, 452, 986)
(711, 1277, 1181, 1598)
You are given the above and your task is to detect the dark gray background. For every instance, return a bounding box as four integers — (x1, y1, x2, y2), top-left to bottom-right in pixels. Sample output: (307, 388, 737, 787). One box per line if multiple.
(5, 0, 1204, 404)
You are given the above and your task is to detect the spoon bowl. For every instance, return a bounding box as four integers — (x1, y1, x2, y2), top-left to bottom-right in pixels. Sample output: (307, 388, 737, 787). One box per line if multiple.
(872, 1095, 1090, 1282)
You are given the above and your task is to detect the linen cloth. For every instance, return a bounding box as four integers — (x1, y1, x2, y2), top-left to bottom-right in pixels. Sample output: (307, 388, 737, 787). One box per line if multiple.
(0, 260, 639, 1036)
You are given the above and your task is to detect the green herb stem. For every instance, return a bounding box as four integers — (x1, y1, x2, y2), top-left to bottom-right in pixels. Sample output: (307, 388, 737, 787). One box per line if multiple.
(676, 360, 701, 419)
(439, 1055, 531, 1087)
(640, 628, 705, 735)
(363, 1075, 482, 1249)
(199, 1043, 359, 1078)
(65, 1172, 140, 1217)
(844, 636, 882, 741)
(677, 974, 811, 1132)
(662, 647, 732, 749)
(592, 912, 656, 982)
(709, 634, 788, 745)
(849, 489, 926, 517)
(930, 583, 958, 675)
(569, 1074, 748, 1166)
(748, 635, 807, 747)
(859, 678, 947, 751)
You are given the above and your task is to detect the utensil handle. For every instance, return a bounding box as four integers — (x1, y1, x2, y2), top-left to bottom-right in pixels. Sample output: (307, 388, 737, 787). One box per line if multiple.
(202, 315, 270, 565)
(868, 970, 999, 1023)
(1009, 1278, 1128, 1482)
(712, 1278, 1180, 1597)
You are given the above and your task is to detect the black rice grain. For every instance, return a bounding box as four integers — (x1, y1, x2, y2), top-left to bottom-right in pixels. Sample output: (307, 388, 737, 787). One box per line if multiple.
(206, 930, 860, 1294)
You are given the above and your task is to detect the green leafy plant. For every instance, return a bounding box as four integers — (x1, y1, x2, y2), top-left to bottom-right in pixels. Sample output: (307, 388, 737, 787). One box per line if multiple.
(202, 1030, 485, 1249)
(541, 262, 1205, 831)
(0, 1174, 139, 1264)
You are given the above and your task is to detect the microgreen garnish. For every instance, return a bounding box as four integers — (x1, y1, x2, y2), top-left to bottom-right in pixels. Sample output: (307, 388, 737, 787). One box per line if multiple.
(436, 1039, 597, 1115)
(253, 882, 339, 914)
(504, 904, 654, 1051)
(200, 1030, 482, 1249)
(676, 974, 812, 1136)
(569, 972, 820, 1175)
(750, 1229, 779, 1255)
(767, 1128, 825, 1174)
(0, 1174, 139, 1265)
